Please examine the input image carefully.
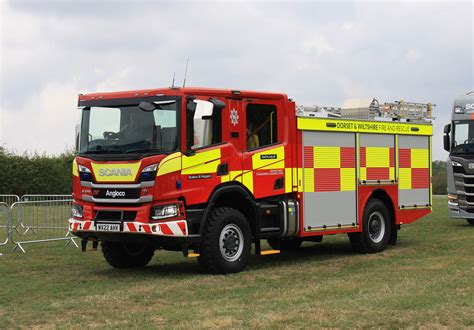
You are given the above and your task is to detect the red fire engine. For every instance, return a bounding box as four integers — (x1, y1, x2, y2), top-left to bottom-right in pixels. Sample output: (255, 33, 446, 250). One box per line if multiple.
(69, 87, 433, 274)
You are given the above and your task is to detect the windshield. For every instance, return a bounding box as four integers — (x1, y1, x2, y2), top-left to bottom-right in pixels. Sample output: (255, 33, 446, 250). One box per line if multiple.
(451, 120, 474, 155)
(79, 99, 179, 156)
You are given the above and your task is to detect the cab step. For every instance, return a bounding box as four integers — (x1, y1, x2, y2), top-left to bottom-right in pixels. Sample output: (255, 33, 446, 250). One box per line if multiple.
(259, 249, 280, 256)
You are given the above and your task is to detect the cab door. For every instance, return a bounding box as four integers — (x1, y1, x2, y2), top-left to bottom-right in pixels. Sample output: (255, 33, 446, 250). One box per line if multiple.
(242, 99, 287, 199)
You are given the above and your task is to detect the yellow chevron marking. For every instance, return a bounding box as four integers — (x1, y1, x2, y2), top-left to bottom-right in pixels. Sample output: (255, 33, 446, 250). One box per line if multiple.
(72, 158, 79, 177)
(157, 152, 181, 177)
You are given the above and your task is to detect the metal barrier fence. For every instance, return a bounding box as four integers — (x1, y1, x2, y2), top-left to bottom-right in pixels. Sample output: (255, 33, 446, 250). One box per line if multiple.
(0, 194, 20, 207)
(10, 199, 77, 252)
(20, 194, 72, 202)
(0, 202, 10, 248)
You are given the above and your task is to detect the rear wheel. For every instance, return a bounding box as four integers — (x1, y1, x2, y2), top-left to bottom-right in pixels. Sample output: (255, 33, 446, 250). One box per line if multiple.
(198, 207, 251, 274)
(349, 198, 391, 253)
(466, 219, 474, 226)
(267, 238, 303, 250)
(102, 241, 154, 268)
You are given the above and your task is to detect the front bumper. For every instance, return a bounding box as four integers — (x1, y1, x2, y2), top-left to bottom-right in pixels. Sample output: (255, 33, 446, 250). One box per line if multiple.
(448, 204, 474, 219)
(68, 218, 188, 237)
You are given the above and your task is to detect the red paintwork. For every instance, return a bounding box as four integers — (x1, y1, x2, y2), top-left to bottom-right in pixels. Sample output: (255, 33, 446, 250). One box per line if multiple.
(74, 87, 430, 240)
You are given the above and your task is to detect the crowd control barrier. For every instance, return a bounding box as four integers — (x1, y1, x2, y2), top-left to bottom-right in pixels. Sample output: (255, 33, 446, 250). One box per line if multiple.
(0, 202, 10, 249)
(0, 195, 20, 207)
(9, 199, 77, 253)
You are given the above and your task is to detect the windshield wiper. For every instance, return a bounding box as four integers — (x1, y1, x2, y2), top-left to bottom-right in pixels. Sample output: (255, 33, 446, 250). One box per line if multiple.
(123, 148, 164, 154)
(83, 149, 123, 154)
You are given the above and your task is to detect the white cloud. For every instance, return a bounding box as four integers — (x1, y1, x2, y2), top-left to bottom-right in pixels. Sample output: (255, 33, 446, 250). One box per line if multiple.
(0, 0, 473, 159)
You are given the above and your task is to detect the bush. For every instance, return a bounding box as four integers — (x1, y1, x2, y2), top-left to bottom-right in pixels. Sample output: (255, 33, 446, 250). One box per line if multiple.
(432, 160, 447, 195)
(0, 146, 74, 195)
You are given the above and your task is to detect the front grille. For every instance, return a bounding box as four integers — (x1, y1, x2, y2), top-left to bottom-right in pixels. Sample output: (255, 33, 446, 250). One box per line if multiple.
(95, 210, 137, 221)
(464, 177, 474, 185)
(453, 166, 465, 174)
(92, 188, 141, 200)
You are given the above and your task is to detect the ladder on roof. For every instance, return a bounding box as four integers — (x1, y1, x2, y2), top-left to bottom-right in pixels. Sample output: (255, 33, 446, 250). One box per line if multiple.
(297, 98, 435, 122)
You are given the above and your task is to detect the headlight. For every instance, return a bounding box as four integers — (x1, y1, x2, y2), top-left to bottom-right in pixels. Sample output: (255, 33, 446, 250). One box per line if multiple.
(151, 204, 179, 220)
(142, 163, 158, 172)
(140, 163, 158, 182)
(78, 164, 91, 173)
(451, 161, 462, 167)
(72, 204, 83, 218)
(454, 106, 464, 114)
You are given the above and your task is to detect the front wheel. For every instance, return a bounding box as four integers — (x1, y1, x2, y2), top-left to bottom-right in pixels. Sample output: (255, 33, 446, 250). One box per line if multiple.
(198, 207, 251, 274)
(348, 198, 391, 253)
(102, 241, 154, 268)
(467, 219, 474, 226)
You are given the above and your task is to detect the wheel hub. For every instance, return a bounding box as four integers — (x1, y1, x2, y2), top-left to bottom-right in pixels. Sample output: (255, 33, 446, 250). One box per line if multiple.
(368, 211, 385, 243)
(219, 224, 244, 262)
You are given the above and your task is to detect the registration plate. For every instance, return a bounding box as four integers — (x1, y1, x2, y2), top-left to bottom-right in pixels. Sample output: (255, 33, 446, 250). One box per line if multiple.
(96, 223, 121, 232)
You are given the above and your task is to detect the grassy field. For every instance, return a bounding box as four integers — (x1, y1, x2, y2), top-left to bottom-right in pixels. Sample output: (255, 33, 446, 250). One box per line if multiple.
(0, 196, 473, 328)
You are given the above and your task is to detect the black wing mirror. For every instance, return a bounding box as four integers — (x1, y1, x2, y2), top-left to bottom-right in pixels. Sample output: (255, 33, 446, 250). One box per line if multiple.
(138, 101, 156, 112)
(443, 124, 451, 152)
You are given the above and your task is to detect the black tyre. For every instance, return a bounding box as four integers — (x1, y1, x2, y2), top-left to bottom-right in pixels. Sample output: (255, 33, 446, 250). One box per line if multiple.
(348, 198, 391, 253)
(267, 238, 303, 250)
(466, 219, 474, 226)
(102, 241, 154, 268)
(198, 207, 251, 274)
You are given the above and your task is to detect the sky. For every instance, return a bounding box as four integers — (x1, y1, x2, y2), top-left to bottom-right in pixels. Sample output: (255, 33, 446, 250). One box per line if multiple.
(0, 0, 473, 160)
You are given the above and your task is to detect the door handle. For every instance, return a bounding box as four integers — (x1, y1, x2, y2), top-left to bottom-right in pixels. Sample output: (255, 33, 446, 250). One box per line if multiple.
(217, 163, 229, 176)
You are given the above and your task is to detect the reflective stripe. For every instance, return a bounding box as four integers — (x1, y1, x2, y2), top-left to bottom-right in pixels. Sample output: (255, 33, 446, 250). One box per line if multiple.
(399, 168, 412, 189)
(182, 149, 221, 170)
(285, 168, 292, 193)
(411, 148, 429, 168)
(251, 146, 285, 169)
(242, 171, 253, 193)
(157, 152, 181, 177)
(366, 147, 389, 167)
(314, 146, 340, 168)
(340, 168, 356, 191)
(297, 117, 432, 136)
(72, 159, 79, 177)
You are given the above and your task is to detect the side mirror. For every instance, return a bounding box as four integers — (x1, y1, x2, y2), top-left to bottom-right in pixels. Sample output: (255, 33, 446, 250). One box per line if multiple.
(443, 124, 451, 152)
(138, 101, 156, 112)
(444, 123, 451, 134)
(75, 124, 80, 152)
(194, 99, 214, 119)
(444, 133, 450, 152)
(191, 100, 214, 149)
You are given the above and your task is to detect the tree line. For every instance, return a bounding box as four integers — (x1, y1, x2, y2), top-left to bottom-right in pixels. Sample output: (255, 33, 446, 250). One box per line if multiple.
(0, 147, 448, 195)
(0, 147, 74, 195)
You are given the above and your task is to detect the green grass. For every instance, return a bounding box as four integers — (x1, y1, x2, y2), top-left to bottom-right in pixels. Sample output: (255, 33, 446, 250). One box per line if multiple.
(0, 196, 473, 328)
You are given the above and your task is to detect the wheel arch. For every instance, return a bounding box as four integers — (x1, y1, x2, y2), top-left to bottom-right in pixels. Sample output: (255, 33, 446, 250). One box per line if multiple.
(199, 182, 258, 237)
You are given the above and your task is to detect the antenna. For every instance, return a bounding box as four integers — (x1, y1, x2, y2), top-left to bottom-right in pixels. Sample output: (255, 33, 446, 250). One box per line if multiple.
(183, 58, 189, 87)
(171, 72, 176, 88)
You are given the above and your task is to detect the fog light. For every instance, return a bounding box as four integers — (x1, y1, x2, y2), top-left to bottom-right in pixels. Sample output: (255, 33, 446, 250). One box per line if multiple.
(448, 194, 459, 207)
(151, 204, 178, 220)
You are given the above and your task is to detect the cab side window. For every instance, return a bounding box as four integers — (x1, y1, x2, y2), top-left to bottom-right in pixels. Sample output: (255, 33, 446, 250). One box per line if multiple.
(246, 104, 278, 150)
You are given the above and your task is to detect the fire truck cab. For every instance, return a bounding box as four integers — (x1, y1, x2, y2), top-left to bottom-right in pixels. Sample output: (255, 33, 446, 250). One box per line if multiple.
(70, 87, 433, 274)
